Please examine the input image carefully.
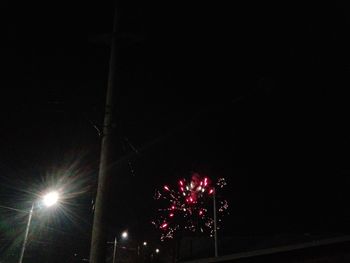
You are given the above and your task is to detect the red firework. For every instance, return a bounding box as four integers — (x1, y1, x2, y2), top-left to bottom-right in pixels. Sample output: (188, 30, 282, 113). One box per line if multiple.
(153, 173, 229, 241)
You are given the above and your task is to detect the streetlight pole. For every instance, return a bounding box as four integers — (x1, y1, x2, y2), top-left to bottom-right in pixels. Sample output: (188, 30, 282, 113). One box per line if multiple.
(18, 191, 59, 263)
(18, 203, 34, 263)
(112, 237, 117, 263)
(213, 189, 218, 257)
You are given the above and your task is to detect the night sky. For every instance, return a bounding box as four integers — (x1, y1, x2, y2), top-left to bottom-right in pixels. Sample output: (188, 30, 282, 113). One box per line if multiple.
(2, 1, 350, 262)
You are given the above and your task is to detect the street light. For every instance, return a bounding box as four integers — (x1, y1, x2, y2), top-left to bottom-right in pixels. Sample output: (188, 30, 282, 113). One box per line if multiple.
(143, 241, 147, 246)
(155, 248, 160, 254)
(42, 191, 59, 207)
(18, 191, 60, 263)
(121, 231, 128, 239)
(111, 231, 128, 263)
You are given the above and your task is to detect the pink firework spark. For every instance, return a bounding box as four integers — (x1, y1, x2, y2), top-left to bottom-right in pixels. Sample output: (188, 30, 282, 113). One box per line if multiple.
(153, 173, 229, 240)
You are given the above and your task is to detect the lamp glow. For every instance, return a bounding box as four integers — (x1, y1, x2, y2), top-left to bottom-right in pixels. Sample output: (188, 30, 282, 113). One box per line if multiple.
(121, 231, 128, 239)
(42, 191, 59, 207)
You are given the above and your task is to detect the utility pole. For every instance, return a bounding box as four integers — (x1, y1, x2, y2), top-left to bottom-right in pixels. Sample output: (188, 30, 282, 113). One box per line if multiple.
(213, 189, 218, 257)
(89, 2, 119, 263)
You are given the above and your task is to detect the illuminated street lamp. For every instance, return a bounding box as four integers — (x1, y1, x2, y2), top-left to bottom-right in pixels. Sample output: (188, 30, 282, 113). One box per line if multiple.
(18, 191, 60, 263)
(155, 248, 160, 254)
(111, 230, 128, 263)
(121, 231, 128, 239)
(42, 191, 59, 207)
(143, 241, 147, 246)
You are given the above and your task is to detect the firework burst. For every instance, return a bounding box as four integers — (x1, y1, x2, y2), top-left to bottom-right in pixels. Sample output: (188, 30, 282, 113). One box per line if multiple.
(153, 173, 228, 241)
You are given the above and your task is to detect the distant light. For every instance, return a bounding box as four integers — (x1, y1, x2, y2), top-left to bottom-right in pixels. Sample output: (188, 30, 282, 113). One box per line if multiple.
(121, 231, 128, 239)
(155, 248, 160, 253)
(42, 191, 59, 207)
(143, 241, 147, 246)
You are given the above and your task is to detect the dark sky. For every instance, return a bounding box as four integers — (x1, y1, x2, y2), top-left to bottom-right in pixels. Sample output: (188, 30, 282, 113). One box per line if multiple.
(2, 0, 350, 262)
